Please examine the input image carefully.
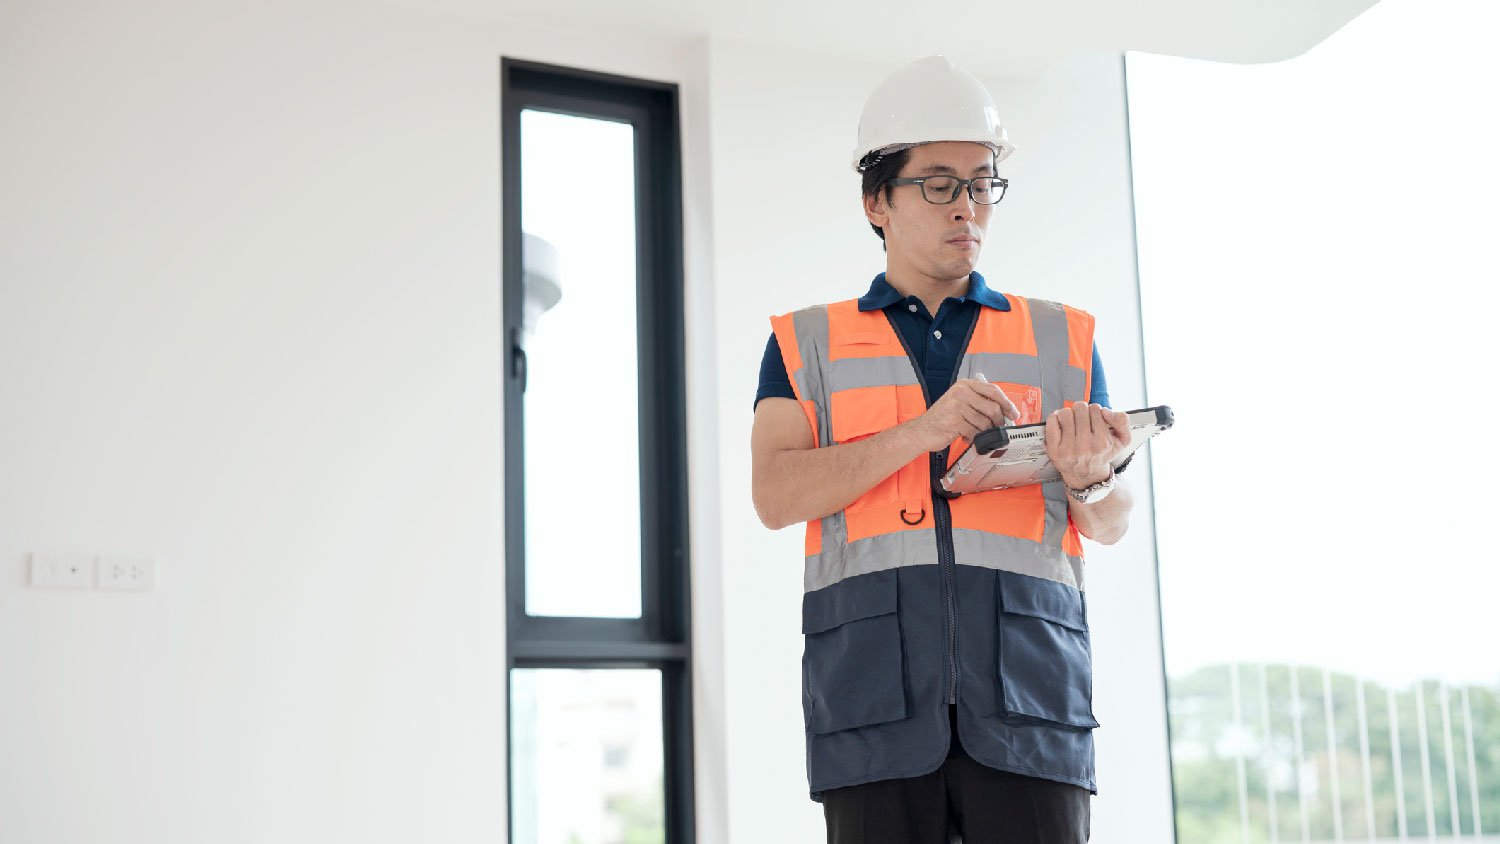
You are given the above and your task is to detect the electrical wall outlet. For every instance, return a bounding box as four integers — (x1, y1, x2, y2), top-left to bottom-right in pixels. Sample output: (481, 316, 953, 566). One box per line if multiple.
(29, 553, 95, 589)
(96, 556, 155, 592)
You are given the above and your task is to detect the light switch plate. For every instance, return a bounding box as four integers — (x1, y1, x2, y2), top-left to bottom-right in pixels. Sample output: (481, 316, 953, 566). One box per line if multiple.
(29, 553, 95, 589)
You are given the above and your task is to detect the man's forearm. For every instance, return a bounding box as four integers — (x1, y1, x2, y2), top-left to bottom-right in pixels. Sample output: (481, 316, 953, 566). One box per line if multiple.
(757, 423, 929, 530)
(1065, 480, 1133, 545)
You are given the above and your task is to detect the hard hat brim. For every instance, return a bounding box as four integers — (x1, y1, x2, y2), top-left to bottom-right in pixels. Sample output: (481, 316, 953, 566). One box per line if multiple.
(852, 136, 1016, 172)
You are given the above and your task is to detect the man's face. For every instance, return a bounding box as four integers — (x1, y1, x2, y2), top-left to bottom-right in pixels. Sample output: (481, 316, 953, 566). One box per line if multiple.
(864, 141, 995, 281)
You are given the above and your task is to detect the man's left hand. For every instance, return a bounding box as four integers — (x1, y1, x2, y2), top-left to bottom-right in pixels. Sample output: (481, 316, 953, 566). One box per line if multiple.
(1044, 402, 1131, 489)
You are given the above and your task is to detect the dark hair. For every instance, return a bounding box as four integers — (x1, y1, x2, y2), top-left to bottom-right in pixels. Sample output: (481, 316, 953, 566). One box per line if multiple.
(858, 147, 912, 250)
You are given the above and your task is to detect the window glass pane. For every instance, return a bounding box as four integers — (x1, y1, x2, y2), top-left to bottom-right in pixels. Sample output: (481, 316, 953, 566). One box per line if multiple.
(520, 109, 642, 618)
(1127, 2, 1500, 840)
(510, 668, 664, 844)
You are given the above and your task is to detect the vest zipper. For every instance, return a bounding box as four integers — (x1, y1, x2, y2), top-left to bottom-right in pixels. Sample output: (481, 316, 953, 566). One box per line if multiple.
(933, 451, 958, 705)
(883, 308, 980, 708)
(939, 313, 981, 705)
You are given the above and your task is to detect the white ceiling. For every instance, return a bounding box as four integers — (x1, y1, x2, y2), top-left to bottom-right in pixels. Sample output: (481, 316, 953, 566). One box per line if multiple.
(393, 0, 1381, 79)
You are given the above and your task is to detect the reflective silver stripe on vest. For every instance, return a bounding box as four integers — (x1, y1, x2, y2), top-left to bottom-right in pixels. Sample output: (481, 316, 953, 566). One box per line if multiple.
(951, 528, 1085, 591)
(789, 363, 816, 410)
(804, 529, 940, 593)
(1064, 366, 1087, 406)
(827, 356, 921, 393)
(1027, 298, 1073, 549)
(802, 527, 1082, 593)
(789, 306, 831, 446)
(790, 306, 848, 552)
(790, 367, 810, 404)
(954, 352, 1041, 387)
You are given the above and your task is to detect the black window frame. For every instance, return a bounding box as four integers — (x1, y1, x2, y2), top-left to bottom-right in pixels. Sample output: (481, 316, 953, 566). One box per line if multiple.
(501, 58, 694, 844)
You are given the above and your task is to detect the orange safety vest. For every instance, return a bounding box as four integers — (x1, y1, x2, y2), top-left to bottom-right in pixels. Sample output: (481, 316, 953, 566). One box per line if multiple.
(770, 293, 1096, 593)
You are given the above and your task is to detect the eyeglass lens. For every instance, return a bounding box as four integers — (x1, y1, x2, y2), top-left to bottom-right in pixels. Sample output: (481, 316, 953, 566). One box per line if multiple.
(920, 177, 1004, 205)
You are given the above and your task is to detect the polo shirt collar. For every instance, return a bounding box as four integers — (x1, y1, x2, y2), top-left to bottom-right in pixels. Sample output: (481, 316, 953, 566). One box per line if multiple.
(857, 271, 1012, 312)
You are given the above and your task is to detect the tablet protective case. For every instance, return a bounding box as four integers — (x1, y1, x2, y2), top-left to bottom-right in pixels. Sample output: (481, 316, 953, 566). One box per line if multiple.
(939, 405, 1174, 496)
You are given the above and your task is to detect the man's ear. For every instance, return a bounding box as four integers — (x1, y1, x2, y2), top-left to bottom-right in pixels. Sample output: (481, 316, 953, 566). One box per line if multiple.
(863, 190, 889, 231)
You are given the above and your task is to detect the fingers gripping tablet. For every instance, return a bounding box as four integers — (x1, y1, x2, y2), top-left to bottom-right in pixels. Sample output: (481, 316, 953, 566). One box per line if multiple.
(940, 405, 1174, 496)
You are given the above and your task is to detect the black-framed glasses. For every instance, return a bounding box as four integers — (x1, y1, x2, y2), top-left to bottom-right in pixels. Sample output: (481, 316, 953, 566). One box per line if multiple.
(888, 175, 1009, 205)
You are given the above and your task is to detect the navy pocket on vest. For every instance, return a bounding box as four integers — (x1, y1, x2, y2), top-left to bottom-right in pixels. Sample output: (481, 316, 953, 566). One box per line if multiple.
(801, 569, 908, 735)
(996, 571, 1100, 730)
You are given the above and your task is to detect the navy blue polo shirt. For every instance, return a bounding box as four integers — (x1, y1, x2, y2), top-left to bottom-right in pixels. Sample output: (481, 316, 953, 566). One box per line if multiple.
(756, 271, 1111, 411)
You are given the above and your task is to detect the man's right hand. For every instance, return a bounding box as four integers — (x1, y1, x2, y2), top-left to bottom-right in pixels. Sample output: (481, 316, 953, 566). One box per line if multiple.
(752, 380, 1020, 530)
(904, 379, 1021, 452)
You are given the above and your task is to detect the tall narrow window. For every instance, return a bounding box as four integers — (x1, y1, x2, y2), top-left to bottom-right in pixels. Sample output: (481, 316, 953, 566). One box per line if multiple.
(1126, 2, 1499, 841)
(503, 59, 692, 844)
(519, 108, 643, 620)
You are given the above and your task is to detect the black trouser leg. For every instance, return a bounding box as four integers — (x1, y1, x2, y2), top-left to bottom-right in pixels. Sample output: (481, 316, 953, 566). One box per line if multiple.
(943, 755, 1091, 844)
(822, 706, 1091, 844)
(822, 766, 951, 844)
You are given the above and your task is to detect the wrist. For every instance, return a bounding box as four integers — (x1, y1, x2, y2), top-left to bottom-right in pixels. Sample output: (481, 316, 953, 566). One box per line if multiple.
(1062, 467, 1111, 490)
(1063, 465, 1116, 505)
(889, 419, 937, 458)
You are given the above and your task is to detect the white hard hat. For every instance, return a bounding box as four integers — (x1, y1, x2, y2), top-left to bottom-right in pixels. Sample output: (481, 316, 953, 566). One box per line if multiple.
(852, 55, 1015, 172)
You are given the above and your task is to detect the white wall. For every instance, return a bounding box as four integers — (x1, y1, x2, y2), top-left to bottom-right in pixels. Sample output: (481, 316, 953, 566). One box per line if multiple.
(0, 2, 715, 842)
(1, 2, 1167, 841)
(706, 40, 1172, 843)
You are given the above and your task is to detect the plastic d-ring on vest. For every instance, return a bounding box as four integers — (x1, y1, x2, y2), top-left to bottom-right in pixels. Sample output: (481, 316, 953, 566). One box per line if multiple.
(900, 505, 926, 525)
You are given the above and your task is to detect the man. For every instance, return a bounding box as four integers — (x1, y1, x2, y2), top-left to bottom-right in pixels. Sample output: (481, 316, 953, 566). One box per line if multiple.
(750, 56, 1136, 843)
